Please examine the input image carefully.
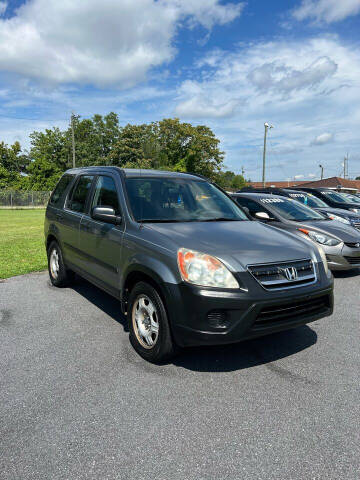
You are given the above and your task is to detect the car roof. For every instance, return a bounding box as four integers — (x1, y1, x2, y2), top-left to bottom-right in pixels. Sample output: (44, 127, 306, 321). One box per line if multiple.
(232, 192, 286, 199)
(64, 166, 206, 181)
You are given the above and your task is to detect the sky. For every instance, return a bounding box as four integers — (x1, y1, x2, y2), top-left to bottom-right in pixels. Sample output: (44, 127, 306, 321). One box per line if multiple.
(0, 0, 360, 181)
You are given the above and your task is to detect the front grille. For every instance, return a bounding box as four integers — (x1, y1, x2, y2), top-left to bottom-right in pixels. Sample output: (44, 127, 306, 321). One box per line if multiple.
(255, 295, 330, 327)
(352, 223, 360, 230)
(344, 256, 360, 265)
(345, 242, 360, 248)
(248, 259, 315, 290)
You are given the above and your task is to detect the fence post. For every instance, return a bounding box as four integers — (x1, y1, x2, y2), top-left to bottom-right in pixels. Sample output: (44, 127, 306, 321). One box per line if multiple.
(32, 192, 34, 207)
(10, 192, 13, 208)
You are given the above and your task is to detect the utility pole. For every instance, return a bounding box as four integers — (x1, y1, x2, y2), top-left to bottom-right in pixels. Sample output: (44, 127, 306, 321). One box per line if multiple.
(71, 113, 76, 168)
(262, 122, 273, 187)
(241, 166, 245, 177)
(319, 164, 324, 180)
(343, 153, 348, 179)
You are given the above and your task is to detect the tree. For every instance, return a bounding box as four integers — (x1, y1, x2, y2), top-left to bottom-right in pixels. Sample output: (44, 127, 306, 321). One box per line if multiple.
(110, 118, 224, 179)
(215, 170, 247, 190)
(0, 141, 29, 174)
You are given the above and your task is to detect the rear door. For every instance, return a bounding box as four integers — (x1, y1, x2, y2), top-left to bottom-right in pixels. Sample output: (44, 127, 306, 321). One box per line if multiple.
(79, 174, 124, 293)
(61, 174, 95, 269)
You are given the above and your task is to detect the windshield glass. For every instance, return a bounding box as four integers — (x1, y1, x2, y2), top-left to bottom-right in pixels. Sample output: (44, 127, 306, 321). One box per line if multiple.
(344, 194, 360, 204)
(260, 197, 326, 221)
(320, 190, 358, 204)
(125, 177, 248, 222)
(287, 192, 328, 208)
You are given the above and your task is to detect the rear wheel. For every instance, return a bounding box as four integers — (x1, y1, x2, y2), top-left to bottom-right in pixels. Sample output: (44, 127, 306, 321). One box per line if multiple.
(128, 281, 178, 363)
(47, 240, 74, 287)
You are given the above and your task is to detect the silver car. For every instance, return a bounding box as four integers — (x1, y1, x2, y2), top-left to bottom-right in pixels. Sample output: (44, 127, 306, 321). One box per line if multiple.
(233, 193, 360, 271)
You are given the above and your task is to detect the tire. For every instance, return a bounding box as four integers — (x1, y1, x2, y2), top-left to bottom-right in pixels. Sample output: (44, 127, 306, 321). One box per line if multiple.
(128, 281, 178, 363)
(47, 240, 74, 287)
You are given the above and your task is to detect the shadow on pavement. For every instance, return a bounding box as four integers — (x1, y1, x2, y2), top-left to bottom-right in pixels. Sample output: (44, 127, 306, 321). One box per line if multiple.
(71, 275, 129, 332)
(332, 268, 360, 279)
(173, 326, 317, 373)
(70, 276, 318, 373)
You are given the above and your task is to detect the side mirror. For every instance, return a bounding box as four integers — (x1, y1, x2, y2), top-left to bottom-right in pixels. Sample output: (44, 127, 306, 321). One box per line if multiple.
(91, 206, 121, 225)
(255, 211, 271, 221)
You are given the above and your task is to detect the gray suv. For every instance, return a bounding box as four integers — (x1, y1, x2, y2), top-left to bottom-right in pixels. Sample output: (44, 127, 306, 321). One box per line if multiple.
(45, 167, 333, 362)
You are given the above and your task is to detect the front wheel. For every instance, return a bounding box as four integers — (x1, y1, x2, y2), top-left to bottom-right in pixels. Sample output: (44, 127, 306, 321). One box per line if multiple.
(128, 282, 178, 363)
(47, 240, 74, 287)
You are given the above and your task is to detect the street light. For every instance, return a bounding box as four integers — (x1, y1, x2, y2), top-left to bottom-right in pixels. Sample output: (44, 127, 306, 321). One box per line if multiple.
(262, 122, 273, 187)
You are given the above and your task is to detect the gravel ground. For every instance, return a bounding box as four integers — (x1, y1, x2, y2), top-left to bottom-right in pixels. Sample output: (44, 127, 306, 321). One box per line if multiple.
(1, 270, 360, 480)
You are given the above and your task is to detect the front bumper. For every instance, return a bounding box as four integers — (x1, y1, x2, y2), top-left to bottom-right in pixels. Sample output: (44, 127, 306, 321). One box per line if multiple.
(324, 243, 360, 270)
(164, 264, 333, 347)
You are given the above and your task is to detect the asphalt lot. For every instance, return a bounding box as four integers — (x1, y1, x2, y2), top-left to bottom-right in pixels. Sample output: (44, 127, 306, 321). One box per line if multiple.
(1, 270, 360, 480)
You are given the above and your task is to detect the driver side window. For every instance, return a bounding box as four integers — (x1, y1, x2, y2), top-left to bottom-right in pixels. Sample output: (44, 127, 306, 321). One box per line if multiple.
(237, 198, 270, 218)
(91, 176, 120, 215)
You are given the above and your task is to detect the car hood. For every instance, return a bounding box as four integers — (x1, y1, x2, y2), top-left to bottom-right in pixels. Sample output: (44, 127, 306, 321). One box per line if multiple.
(146, 220, 316, 270)
(296, 219, 360, 242)
(315, 207, 360, 219)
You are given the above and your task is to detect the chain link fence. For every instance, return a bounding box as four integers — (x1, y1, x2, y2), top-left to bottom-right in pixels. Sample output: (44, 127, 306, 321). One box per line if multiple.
(0, 191, 51, 208)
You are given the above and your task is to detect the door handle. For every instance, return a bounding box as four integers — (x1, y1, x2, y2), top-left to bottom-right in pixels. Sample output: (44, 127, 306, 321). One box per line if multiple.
(56, 213, 63, 220)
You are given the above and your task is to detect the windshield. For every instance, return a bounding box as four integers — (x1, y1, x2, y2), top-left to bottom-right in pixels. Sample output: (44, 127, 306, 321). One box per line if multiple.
(320, 190, 358, 204)
(260, 197, 326, 222)
(125, 177, 248, 222)
(343, 193, 360, 204)
(287, 192, 328, 208)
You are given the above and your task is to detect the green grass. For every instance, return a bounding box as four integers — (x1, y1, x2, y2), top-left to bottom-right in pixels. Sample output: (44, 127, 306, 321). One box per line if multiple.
(0, 209, 47, 279)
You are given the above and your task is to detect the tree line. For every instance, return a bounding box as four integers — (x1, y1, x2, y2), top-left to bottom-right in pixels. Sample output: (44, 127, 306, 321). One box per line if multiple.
(0, 113, 247, 191)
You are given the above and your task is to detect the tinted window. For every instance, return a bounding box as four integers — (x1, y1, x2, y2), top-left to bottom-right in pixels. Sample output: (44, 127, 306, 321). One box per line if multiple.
(68, 175, 94, 213)
(288, 192, 328, 208)
(320, 191, 356, 203)
(259, 197, 326, 221)
(125, 177, 247, 222)
(49, 174, 73, 206)
(235, 197, 270, 217)
(91, 176, 120, 214)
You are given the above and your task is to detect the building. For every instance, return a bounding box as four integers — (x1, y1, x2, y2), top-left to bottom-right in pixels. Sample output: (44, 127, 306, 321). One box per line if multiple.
(248, 177, 360, 193)
(299, 177, 360, 193)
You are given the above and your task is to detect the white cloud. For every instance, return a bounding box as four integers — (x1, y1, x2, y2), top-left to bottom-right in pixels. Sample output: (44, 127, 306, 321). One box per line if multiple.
(293, 0, 360, 24)
(174, 36, 360, 180)
(308, 173, 316, 178)
(0, 0, 243, 87)
(294, 174, 304, 179)
(310, 132, 334, 145)
(247, 56, 337, 94)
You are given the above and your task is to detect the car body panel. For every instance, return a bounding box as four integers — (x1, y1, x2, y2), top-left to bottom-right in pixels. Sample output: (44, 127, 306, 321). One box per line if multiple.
(45, 167, 334, 348)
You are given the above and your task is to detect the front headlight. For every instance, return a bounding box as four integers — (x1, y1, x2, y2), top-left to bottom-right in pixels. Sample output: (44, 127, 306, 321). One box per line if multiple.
(298, 228, 341, 246)
(327, 214, 351, 225)
(317, 245, 329, 275)
(177, 248, 239, 288)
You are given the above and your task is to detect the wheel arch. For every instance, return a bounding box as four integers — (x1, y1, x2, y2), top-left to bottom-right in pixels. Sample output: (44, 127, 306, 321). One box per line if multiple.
(121, 265, 172, 316)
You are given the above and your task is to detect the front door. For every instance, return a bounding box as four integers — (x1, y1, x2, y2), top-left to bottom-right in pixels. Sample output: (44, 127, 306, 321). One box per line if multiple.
(79, 174, 124, 293)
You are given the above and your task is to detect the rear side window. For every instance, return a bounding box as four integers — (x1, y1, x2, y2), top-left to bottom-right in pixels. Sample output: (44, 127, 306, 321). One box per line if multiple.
(49, 174, 73, 206)
(236, 197, 268, 217)
(91, 176, 120, 215)
(67, 175, 94, 213)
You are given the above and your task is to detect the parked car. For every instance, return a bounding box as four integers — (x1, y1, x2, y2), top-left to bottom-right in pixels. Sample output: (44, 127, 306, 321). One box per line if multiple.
(239, 186, 360, 228)
(45, 168, 333, 362)
(232, 192, 360, 271)
(293, 187, 360, 214)
(283, 189, 360, 230)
